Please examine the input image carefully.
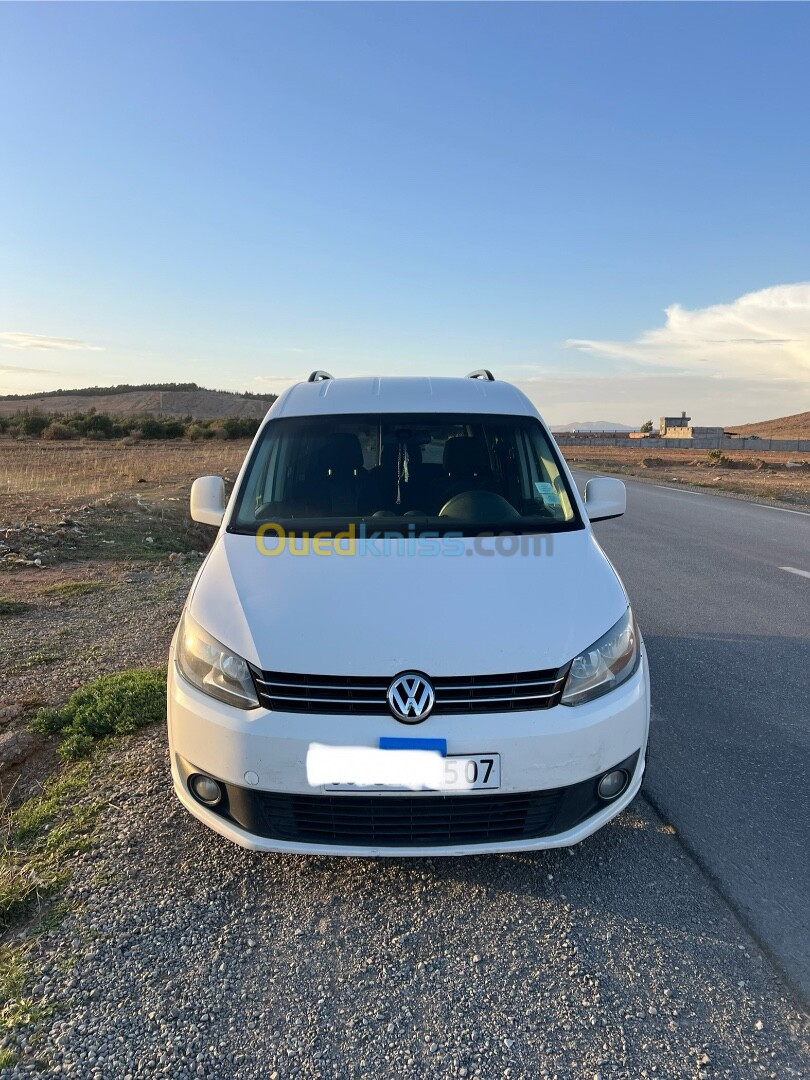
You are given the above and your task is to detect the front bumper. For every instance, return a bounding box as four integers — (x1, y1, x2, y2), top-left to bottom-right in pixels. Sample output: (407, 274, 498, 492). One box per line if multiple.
(167, 645, 650, 856)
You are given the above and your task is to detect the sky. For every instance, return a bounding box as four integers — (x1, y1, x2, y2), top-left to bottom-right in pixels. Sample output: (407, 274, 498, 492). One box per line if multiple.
(1, 2, 809, 426)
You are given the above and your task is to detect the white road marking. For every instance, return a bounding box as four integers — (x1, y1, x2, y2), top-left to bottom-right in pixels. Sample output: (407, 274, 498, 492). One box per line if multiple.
(779, 566, 810, 579)
(642, 480, 810, 515)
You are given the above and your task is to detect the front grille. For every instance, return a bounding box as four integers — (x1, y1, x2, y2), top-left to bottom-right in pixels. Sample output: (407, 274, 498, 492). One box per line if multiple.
(255, 789, 565, 846)
(251, 667, 568, 715)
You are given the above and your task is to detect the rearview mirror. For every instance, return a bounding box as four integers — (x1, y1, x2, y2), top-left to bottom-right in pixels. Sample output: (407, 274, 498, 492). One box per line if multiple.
(584, 477, 626, 522)
(190, 476, 226, 527)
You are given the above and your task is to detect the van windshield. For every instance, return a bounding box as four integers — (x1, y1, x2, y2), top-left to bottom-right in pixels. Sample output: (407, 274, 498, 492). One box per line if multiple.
(228, 412, 582, 537)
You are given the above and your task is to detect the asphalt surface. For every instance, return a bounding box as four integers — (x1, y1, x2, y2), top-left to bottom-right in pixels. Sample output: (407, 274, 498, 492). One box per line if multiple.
(572, 472, 810, 1007)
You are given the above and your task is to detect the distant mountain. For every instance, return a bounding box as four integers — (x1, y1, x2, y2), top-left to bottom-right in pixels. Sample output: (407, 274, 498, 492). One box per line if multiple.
(728, 411, 810, 440)
(0, 384, 277, 420)
(550, 420, 637, 433)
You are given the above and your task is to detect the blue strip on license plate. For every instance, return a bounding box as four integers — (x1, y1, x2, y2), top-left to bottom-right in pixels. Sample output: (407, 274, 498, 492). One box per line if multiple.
(379, 737, 447, 756)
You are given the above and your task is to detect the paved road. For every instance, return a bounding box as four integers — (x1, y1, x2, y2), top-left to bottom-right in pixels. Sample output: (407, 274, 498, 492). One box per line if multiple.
(573, 472, 810, 1006)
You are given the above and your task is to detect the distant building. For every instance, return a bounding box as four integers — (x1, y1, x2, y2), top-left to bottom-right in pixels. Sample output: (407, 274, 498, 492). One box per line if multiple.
(690, 426, 726, 437)
(659, 412, 691, 437)
(659, 412, 725, 439)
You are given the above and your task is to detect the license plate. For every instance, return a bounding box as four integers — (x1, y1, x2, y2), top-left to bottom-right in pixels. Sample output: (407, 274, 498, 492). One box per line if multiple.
(323, 753, 500, 792)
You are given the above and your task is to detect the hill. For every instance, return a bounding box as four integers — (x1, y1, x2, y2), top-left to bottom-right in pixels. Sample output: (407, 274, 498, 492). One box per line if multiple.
(0, 384, 276, 420)
(550, 420, 636, 432)
(729, 411, 810, 440)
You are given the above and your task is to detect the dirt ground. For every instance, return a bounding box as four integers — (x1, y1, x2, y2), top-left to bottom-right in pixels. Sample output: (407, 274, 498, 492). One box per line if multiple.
(0, 440, 253, 805)
(560, 445, 810, 508)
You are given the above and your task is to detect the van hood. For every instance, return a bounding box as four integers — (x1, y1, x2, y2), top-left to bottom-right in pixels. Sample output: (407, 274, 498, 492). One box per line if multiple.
(188, 530, 628, 677)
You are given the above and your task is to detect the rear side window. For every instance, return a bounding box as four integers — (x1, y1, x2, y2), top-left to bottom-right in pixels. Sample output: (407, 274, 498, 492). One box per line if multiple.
(229, 412, 581, 536)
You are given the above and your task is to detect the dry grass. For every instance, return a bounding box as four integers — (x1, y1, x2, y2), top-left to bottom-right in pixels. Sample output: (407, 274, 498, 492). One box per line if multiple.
(0, 439, 251, 502)
(562, 446, 810, 507)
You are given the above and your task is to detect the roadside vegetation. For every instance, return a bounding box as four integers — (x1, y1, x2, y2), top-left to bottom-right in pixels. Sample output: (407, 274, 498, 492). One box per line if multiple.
(0, 409, 262, 442)
(0, 760, 100, 931)
(36, 582, 110, 599)
(0, 671, 169, 1047)
(31, 669, 167, 761)
(0, 599, 29, 617)
(0, 759, 101, 1054)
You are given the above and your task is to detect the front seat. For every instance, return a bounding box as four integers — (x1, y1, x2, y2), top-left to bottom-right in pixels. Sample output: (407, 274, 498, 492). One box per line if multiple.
(432, 436, 494, 509)
(314, 432, 368, 514)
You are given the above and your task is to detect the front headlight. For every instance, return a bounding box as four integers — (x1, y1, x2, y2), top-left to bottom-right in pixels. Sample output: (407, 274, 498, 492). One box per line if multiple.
(175, 610, 259, 709)
(561, 608, 639, 706)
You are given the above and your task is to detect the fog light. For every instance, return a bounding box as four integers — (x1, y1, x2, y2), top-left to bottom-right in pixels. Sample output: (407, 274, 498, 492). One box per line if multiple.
(190, 774, 223, 806)
(597, 769, 629, 801)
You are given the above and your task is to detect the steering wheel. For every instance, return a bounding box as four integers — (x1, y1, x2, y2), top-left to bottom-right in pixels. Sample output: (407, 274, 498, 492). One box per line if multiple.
(438, 491, 521, 522)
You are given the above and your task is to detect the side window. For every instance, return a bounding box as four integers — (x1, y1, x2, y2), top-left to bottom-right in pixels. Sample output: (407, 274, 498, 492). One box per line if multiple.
(261, 434, 283, 503)
(527, 427, 573, 520)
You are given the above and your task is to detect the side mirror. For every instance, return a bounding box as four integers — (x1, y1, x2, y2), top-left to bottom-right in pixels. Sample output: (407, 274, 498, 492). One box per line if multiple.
(584, 477, 626, 522)
(190, 476, 226, 527)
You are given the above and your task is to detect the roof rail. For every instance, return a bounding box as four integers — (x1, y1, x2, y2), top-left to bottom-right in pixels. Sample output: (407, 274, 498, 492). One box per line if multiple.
(466, 369, 495, 381)
(307, 370, 334, 382)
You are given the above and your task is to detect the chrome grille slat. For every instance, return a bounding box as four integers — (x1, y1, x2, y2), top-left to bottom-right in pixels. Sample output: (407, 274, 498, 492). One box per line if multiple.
(267, 693, 385, 705)
(438, 692, 557, 705)
(251, 664, 568, 715)
(256, 680, 389, 692)
(435, 677, 565, 691)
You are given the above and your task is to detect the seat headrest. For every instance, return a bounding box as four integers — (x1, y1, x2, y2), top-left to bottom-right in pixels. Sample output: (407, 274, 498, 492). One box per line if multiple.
(318, 433, 364, 475)
(443, 436, 491, 477)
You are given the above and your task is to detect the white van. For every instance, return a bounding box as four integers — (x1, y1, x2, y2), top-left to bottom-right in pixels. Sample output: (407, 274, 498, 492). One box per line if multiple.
(168, 371, 650, 855)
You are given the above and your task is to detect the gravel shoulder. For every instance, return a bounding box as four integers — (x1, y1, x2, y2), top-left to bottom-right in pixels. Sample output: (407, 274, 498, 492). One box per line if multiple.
(2, 727, 807, 1079)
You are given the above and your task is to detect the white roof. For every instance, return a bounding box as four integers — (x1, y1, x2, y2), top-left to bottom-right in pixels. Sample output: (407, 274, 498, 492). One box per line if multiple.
(268, 376, 538, 419)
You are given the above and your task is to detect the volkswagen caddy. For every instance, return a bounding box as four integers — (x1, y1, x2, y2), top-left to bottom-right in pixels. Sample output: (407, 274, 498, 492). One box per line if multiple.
(168, 371, 650, 855)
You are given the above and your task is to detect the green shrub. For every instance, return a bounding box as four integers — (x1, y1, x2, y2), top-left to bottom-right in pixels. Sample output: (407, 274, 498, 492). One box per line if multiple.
(42, 422, 74, 441)
(20, 413, 49, 437)
(186, 421, 215, 441)
(30, 669, 166, 759)
(706, 449, 734, 467)
(0, 599, 29, 616)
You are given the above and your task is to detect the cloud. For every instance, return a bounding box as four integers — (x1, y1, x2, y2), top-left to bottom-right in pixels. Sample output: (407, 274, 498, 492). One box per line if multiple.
(565, 283, 810, 382)
(0, 331, 103, 352)
(0, 364, 55, 375)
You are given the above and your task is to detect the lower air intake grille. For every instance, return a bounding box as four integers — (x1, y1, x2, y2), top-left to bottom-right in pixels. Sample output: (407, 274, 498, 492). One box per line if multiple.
(255, 789, 565, 846)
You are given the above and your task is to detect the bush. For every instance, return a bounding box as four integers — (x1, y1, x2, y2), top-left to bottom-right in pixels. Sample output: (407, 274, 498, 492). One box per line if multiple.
(84, 412, 115, 438)
(42, 422, 74, 441)
(0, 406, 262, 442)
(31, 669, 167, 760)
(20, 413, 49, 437)
(186, 421, 214, 441)
(706, 449, 734, 467)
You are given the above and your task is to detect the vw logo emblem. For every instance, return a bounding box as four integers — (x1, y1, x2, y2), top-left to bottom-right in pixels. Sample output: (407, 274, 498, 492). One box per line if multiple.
(387, 672, 435, 724)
